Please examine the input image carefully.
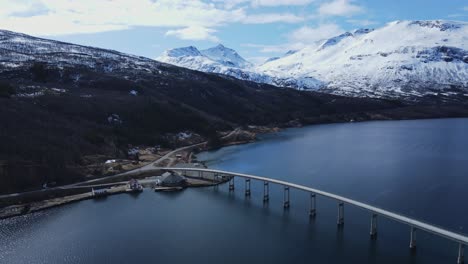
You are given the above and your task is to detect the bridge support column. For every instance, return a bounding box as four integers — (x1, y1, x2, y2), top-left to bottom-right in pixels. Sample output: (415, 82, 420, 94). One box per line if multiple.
(263, 182, 269, 202)
(337, 202, 344, 226)
(229, 177, 235, 191)
(213, 173, 218, 190)
(409, 227, 417, 249)
(245, 179, 251, 196)
(370, 213, 378, 238)
(309, 193, 316, 217)
(283, 186, 290, 208)
(458, 243, 465, 264)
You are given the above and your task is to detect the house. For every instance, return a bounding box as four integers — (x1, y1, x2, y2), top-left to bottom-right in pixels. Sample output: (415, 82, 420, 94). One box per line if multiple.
(128, 179, 143, 191)
(127, 148, 140, 160)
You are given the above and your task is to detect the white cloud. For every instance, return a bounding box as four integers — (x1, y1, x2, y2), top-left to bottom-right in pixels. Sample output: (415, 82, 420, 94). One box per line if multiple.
(242, 23, 344, 54)
(250, 0, 315, 7)
(0, 0, 308, 36)
(166, 26, 219, 42)
(218, 0, 314, 8)
(346, 19, 377, 26)
(242, 43, 293, 53)
(318, 0, 363, 17)
(243, 13, 305, 23)
(289, 24, 344, 43)
(463, 6, 468, 11)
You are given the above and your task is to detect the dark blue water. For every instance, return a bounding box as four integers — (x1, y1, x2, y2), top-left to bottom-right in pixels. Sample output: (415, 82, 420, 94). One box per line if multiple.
(1, 118, 467, 263)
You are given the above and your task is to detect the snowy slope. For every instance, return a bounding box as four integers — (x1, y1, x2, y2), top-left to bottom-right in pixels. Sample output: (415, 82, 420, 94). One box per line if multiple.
(159, 20, 468, 98)
(157, 44, 322, 89)
(157, 44, 274, 85)
(260, 20, 468, 97)
(0, 29, 166, 75)
(201, 44, 252, 68)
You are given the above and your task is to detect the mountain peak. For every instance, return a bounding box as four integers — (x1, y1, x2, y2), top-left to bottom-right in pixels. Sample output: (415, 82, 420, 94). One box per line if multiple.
(386, 20, 466, 31)
(408, 20, 463, 31)
(201, 44, 252, 68)
(318, 32, 353, 50)
(353, 28, 374, 35)
(163, 46, 202, 57)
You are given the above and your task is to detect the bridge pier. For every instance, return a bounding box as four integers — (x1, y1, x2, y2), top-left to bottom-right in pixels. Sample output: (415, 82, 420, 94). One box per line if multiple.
(245, 179, 251, 196)
(409, 227, 417, 249)
(229, 177, 235, 191)
(458, 243, 465, 264)
(213, 173, 219, 190)
(263, 181, 269, 202)
(283, 186, 290, 208)
(370, 213, 378, 238)
(309, 193, 316, 217)
(337, 202, 344, 226)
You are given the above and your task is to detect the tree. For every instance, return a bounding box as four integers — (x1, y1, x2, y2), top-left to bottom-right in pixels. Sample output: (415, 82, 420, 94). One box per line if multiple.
(0, 81, 15, 98)
(31, 63, 49, 82)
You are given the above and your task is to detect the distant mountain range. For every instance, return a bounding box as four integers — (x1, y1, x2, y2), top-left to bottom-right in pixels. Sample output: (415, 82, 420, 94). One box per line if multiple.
(159, 20, 468, 99)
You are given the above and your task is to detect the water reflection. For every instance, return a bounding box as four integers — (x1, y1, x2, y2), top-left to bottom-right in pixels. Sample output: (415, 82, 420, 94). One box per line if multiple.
(1, 119, 467, 264)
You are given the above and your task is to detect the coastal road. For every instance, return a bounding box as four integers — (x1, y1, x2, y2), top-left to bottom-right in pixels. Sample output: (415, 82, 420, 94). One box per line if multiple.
(0, 141, 207, 199)
(0, 128, 241, 200)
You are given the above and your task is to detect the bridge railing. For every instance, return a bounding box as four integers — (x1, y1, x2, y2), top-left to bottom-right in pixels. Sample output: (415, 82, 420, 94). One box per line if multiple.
(164, 167, 467, 264)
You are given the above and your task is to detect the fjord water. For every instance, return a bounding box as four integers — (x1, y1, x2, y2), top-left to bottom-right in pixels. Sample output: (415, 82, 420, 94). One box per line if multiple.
(1, 119, 468, 264)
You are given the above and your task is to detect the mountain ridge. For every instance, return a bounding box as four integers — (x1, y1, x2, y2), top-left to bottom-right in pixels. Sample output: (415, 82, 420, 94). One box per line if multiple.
(159, 20, 468, 99)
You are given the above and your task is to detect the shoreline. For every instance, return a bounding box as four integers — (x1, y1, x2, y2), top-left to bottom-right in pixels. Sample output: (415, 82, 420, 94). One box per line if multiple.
(2, 116, 468, 220)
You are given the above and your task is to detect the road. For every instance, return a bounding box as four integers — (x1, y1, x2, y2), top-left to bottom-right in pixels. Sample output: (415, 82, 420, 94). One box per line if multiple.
(0, 128, 240, 200)
(0, 141, 207, 199)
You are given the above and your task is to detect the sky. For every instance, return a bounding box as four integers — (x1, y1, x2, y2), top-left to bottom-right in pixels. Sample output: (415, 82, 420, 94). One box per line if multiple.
(0, 0, 467, 64)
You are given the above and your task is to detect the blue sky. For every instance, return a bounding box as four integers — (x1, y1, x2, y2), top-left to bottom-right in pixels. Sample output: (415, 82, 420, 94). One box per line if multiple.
(1, 0, 467, 63)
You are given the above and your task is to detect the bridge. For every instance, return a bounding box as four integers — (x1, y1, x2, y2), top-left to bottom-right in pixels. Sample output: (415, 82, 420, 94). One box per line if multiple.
(164, 167, 467, 264)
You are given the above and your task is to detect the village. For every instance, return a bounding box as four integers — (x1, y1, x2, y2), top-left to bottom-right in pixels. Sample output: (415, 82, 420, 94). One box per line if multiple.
(0, 126, 273, 220)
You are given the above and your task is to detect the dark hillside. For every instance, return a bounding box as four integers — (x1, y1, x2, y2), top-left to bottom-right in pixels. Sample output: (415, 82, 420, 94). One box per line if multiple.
(1, 30, 467, 194)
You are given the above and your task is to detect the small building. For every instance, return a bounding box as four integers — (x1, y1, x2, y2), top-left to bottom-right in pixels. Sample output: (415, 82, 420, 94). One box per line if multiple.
(160, 171, 187, 187)
(127, 148, 140, 161)
(128, 179, 143, 191)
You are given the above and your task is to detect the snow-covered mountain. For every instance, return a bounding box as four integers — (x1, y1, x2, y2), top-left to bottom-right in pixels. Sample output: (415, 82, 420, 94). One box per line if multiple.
(157, 44, 277, 85)
(260, 20, 468, 98)
(158, 44, 249, 69)
(0, 29, 168, 76)
(159, 20, 468, 98)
